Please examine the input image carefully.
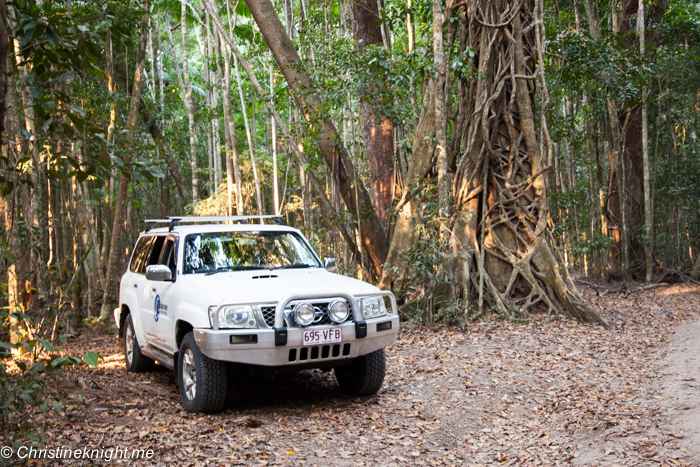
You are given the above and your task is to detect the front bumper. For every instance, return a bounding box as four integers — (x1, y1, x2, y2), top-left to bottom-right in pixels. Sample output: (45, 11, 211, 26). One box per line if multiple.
(194, 315, 399, 366)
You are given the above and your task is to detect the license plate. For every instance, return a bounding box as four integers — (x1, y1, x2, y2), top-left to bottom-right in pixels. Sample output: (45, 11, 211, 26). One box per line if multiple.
(302, 328, 342, 346)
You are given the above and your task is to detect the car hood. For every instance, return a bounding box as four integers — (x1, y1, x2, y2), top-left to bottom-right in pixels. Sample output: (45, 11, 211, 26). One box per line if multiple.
(182, 268, 379, 305)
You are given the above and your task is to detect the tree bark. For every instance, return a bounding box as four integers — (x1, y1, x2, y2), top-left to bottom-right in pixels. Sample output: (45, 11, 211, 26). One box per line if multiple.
(100, 4, 150, 320)
(433, 0, 450, 214)
(0, 0, 7, 148)
(352, 0, 395, 226)
(233, 54, 263, 215)
(639, 0, 652, 282)
(241, 0, 390, 275)
(181, 0, 198, 204)
(218, 32, 245, 214)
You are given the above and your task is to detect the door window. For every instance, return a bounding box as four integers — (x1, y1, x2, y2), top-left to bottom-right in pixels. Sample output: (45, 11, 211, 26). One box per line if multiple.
(130, 237, 154, 273)
(130, 236, 167, 274)
(158, 238, 177, 279)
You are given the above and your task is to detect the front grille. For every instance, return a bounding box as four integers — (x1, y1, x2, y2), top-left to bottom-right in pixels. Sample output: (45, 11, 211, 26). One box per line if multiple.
(288, 343, 351, 362)
(260, 301, 348, 328)
(261, 306, 277, 327)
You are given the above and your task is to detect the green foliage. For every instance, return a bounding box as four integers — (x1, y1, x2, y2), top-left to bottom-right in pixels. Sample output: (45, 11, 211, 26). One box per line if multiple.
(0, 306, 102, 444)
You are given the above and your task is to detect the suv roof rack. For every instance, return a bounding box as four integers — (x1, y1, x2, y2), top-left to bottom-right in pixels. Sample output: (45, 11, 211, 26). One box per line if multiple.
(142, 215, 284, 232)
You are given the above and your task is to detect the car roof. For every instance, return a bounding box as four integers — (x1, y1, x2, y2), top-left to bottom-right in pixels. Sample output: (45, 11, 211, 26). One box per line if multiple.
(139, 223, 301, 236)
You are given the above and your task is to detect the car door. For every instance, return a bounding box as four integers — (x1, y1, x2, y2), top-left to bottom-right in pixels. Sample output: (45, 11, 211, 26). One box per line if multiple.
(127, 236, 154, 344)
(139, 235, 166, 347)
(145, 236, 177, 352)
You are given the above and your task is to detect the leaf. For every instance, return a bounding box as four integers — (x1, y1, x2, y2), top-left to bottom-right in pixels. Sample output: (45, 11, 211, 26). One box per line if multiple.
(45, 24, 58, 47)
(82, 352, 101, 367)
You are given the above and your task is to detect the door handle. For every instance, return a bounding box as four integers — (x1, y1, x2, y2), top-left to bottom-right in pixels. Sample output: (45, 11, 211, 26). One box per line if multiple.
(152, 288, 156, 292)
(134, 284, 138, 288)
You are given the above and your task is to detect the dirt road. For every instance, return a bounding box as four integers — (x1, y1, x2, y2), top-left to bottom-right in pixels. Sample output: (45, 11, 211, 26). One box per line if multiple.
(11, 284, 700, 466)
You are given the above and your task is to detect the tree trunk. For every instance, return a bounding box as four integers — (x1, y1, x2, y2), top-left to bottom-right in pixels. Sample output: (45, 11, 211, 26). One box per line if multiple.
(639, 0, 652, 282)
(352, 0, 395, 226)
(181, 0, 198, 204)
(442, 0, 604, 324)
(3, 49, 20, 343)
(233, 54, 263, 215)
(379, 79, 436, 291)
(241, 0, 390, 275)
(432, 0, 450, 214)
(100, 5, 150, 321)
(271, 67, 279, 215)
(0, 0, 8, 148)
(218, 32, 244, 214)
(606, 0, 666, 278)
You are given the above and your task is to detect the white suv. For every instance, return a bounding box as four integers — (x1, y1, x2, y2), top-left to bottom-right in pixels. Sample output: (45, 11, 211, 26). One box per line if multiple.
(114, 216, 399, 413)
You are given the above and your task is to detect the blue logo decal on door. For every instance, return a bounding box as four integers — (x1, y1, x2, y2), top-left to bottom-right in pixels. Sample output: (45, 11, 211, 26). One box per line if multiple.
(154, 295, 161, 322)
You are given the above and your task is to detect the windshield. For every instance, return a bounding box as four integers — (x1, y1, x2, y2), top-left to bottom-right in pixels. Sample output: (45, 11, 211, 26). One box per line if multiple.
(183, 231, 321, 274)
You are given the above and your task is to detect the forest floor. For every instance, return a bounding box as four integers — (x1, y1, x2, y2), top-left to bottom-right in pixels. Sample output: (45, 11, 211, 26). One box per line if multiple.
(12, 283, 700, 466)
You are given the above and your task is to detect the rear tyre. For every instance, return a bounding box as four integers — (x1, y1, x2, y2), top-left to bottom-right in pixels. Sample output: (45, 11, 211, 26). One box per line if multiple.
(178, 332, 227, 413)
(334, 348, 386, 396)
(123, 314, 156, 373)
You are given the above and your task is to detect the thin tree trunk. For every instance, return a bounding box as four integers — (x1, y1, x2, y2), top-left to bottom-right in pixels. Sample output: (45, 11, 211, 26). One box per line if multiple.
(271, 67, 279, 215)
(3, 50, 20, 342)
(100, 5, 150, 321)
(218, 32, 244, 214)
(433, 0, 450, 213)
(10, 9, 44, 302)
(181, 0, 198, 204)
(233, 54, 263, 215)
(0, 0, 8, 148)
(639, 0, 652, 282)
(207, 12, 222, 192)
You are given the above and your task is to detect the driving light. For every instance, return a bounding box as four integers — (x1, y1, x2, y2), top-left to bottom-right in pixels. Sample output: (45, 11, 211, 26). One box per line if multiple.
(360, 296, 387, 319)
(328, 300, 350, 323)
(210, 305, 257, 329)
(294, 302, 315, 326)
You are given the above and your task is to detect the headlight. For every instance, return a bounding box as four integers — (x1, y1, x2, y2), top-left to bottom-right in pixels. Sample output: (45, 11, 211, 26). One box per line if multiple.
(209, 305, 258, 329)
(360, 296, 387, 319)
(294, 302, 315, 326)
(328, 300, 350, 323)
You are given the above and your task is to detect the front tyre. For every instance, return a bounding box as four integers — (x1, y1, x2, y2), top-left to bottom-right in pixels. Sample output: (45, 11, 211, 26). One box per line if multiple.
(178, 333, 227, 413)
(334, 348, 386, 396)
(123, 314, 155, 373)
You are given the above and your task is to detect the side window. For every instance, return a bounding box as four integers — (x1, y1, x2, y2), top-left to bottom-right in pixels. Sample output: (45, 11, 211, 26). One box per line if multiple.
(159, 238, 177, 278)
(144, 236, 166, 272)
(130, 237, 154, 273)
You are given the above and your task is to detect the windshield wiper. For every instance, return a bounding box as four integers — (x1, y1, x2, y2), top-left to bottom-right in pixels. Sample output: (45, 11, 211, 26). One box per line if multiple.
(268, 264, 315, 271)
(205, 265, 265, 275)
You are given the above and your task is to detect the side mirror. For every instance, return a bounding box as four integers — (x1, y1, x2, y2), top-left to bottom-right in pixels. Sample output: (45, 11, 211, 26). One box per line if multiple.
(146, 264, 172, 282)
(324, 257, 337, 273)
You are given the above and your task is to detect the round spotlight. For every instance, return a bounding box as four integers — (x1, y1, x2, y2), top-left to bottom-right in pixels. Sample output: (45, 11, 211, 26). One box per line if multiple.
(293, 302, 315, 326)
(329, 300, 350, 323)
